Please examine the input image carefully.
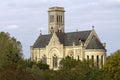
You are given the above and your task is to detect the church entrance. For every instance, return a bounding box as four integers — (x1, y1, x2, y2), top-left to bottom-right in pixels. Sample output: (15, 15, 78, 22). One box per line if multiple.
(48, 48, 60, 69)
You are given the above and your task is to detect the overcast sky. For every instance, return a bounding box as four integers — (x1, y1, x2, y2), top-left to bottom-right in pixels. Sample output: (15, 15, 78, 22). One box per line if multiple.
(0, 0, 120, 58)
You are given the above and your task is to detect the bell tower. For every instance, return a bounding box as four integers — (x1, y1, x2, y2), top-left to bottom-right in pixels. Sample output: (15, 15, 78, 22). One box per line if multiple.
(48, 7, 65, 34)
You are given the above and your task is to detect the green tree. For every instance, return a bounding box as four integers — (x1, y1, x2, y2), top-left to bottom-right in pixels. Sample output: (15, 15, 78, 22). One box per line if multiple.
(37, 61, 49, 70)
(59, 56, 77, 70)
(59, 56, 104, 80)
(0, 32, 23, 68)
(103, 50, 120, 80)
(0, 32, 28, 80)
(25, 59, 36, 68)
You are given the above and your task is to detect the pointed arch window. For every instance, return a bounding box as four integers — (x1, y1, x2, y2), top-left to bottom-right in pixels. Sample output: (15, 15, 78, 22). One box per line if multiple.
(42, 55, 47, 64)
(87, 55, 89, 61)
(53, 55, 58, 68)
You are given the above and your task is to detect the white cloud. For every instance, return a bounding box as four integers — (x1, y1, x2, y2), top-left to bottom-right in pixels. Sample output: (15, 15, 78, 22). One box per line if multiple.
(0, 25, 19, 32)
(6, 25, 19, 30)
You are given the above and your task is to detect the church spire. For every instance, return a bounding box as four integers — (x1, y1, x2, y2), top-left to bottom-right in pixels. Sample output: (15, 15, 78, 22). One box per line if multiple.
(48, 7, 65, 34)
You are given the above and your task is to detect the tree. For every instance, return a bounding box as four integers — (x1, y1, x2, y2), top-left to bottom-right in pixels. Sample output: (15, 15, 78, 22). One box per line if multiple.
(37, 61, 49, 70)
(0, 32, 26, 80)
(59, 56, 104, 80)
(0, 32, 23, 68)
(59, 56, 77, 70)
(103, 50, 120, 80)
(0, 32, 50, 80)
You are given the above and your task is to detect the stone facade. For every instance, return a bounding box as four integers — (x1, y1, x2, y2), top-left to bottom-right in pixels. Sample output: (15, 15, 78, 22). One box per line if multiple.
(30, 7, 106, 70)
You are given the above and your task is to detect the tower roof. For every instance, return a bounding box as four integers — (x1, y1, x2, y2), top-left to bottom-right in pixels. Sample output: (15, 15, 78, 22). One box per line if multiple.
(48, 6, 65, 12)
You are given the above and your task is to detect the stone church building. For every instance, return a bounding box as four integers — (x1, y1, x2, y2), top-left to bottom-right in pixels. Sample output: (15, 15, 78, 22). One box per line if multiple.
(30, 7, 106, 70)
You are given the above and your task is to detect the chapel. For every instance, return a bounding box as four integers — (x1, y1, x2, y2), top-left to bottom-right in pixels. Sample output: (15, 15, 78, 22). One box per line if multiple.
(30, 7, 106, 70)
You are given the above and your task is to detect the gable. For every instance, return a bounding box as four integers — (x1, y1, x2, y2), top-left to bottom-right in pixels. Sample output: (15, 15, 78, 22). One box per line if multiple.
(86, 36, 105, 49)
(48, 32, 61, 46)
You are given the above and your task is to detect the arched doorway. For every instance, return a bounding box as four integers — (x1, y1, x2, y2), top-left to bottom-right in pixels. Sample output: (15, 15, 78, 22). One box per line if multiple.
(48, 48, 60, 69)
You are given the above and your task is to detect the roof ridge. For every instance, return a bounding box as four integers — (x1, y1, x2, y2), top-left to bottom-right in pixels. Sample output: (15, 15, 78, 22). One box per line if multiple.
(65, 30, 92, 34)
(38, 30, 92, 36)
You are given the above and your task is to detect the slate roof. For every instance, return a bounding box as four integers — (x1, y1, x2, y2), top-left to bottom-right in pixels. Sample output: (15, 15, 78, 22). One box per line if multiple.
(57, 30, 91, 46)
(33, 30, 90, 48)
(33, 34, 52, 48)
(32, 30, 105, 50)
(86, 36, 105, 49)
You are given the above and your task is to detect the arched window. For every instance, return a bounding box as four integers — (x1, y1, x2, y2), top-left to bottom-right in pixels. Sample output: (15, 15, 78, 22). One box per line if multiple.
(87, 55, 89, 61)
(77, 55, 80, 60)
(53, 55, 58, 68)
(97, 55, 99, 67)
(42, 55, 47, 64)
(61, 16, 62, 23)
(59, 16, 60, 23)
(57, 16, 59, 23)
(92, 55, 94, 67)
(101, 55, 103, 67)
(35, 57, 37, 61)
